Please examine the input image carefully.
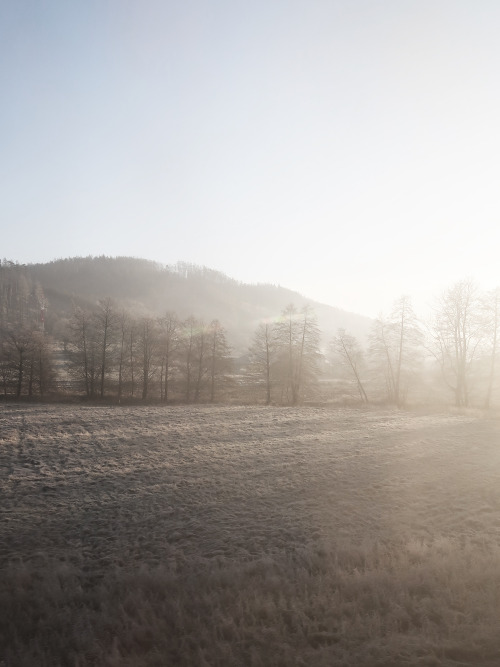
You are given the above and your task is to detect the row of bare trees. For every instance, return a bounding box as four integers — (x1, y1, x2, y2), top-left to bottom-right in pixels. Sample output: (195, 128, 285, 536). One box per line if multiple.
(0, 261, 54, 397)
(1, 261, 499, 408)
(244, 298, 423, 407)
(247, 304, 322, 405)
(0, 327, 54, 398)
(429, 281, 500, 408)
(67, 301, 232, 402)
(62, 300, 326, 405)
(326, 281, 500, 409)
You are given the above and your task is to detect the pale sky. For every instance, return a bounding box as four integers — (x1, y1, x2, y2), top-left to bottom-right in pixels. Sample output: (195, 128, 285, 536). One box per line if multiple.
(1, 1, 500, 318)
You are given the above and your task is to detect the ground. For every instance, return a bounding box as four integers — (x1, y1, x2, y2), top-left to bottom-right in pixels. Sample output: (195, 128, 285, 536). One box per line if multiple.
(1, 404, 500, 666)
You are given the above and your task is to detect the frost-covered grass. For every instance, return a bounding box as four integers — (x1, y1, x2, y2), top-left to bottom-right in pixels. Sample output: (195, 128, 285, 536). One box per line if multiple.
(1, 404, 500, 666)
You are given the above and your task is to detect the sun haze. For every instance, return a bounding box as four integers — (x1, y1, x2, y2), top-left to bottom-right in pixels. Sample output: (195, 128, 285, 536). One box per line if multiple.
(1, 1, 499, 317)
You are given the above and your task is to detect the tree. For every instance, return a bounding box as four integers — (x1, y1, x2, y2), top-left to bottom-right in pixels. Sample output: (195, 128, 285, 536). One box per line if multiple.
(128, 319, 139, 398)
(1, 326, 33, 397)
(207, 319, 231, 402)
(275, 304, 321, 405)
(138, 317, 159, 400)
(429, 279, 483, 407)
(294, 305, 322, 405)
(67, 308, 99, 397)
(180, 316, 197, 402)
(158, 312, 181, 403)
(0, 324, 54, 398)
(94, 298, 119, 398)
(192, 321, 207, 402)
(368, 316, 394, 402)
(14, 274, 31, 327)
(369, 296, 422, 405)
(483, 287, 500, 408)
(390, 296, 423, 406)
(331, 328, 369, 403)
(0, 335, 14, 396)
(26, 330, 55, 397)
(248, 321, 278, 404)
(116, 310, 130, 401)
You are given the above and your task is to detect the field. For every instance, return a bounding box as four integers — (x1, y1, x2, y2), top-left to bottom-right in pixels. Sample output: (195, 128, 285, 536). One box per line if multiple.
(1, 404, 500, 666)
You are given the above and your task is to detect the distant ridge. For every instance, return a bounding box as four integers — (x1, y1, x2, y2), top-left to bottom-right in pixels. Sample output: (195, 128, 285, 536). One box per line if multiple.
(25, 256, 372, 352)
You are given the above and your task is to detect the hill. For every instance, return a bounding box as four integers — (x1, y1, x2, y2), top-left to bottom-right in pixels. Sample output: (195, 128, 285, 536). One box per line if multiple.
(22, 256, 371, 352)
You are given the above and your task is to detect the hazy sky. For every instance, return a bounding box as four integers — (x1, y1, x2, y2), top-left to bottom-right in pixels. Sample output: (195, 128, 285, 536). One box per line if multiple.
(2, 1, 499, 317)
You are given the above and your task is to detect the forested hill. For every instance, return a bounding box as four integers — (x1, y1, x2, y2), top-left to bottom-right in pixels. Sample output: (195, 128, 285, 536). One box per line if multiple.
(12, 256, 371, 351)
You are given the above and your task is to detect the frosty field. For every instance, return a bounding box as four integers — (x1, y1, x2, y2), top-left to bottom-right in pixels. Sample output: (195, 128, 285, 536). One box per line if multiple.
(1, 404, 500, 666)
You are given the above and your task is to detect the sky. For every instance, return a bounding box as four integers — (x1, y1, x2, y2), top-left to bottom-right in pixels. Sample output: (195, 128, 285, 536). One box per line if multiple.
(1, 1, 500, 318)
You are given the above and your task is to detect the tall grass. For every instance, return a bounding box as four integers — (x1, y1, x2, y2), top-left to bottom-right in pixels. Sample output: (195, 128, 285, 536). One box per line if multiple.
(2, 536, 500, 666)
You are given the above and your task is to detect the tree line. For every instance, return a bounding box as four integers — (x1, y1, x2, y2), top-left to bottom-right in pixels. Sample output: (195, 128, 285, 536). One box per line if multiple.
(328, 283, 500, 409)
(1, 262, 499, 408)
(66, 303, 232, 402)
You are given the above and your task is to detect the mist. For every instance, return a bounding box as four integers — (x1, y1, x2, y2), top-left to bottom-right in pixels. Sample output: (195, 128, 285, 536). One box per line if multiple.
(3, 1, 500, 664)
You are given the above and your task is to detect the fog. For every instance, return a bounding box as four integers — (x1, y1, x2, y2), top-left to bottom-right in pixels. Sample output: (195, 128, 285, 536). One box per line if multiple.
(2, 3, 500, 665)
(2, 2, 500, 316)
(1, 258, 499, 409)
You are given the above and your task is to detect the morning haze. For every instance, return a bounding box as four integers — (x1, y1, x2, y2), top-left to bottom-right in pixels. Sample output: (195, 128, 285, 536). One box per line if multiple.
(2, 2, 500, 666)
(2, 1, 500, 316)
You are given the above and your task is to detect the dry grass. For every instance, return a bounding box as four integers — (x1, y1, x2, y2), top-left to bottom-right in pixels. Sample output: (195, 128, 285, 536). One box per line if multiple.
(1, 404, 500, 666)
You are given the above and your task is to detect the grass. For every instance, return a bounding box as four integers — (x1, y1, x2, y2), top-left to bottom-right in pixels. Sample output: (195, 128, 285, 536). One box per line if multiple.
(1, 404, 500, 666)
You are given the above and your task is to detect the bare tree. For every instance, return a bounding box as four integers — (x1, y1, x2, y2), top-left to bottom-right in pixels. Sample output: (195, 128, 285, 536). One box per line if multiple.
(0, 335, 14, 396)
(26, 330, 55, 397)
(429, 279, 483, 407)
(369, 296, 422, 405)
(275, 304, 300, 404)
(207, 319, 231, 402)
(482, 287, 500, 409)
(248, 321, 278, 404)
(1, 326, 33, 397)
(95, 298, 119, 398)
(368, 315, 395, 402)
(158, 312, 180, 403)
(193, 321, 208, 402)
(295, 305, 322, 404)
(116, 310, 131, 401)
(331, 328, 369, 403)
(275, 304, 321, 405)
(180, 316, 198, 402)
(138, 317, 159, 400)
(67, 308, 99, 397)
(128, 319, 139, 398)
(390, 296, 423, 406)
(0, 262, 35, 329)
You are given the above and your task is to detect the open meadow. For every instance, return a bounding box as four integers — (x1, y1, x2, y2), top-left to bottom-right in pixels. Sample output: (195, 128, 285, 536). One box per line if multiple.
(1, 403, 500, 666)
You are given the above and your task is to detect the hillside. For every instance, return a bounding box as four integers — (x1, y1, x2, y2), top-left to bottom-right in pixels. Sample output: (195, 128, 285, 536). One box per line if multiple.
(25, 256, 371, 352)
